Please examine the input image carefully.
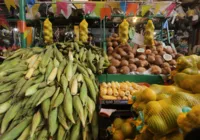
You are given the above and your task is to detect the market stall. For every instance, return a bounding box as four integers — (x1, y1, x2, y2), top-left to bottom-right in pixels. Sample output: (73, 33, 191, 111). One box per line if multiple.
(0, 0, 200, 140)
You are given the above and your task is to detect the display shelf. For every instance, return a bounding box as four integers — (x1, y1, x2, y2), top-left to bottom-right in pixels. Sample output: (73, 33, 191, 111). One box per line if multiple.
(100, 99, 128, 105)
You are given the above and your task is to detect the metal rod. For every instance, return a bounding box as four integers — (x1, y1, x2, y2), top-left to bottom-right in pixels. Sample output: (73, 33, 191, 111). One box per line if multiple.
(19, 0, 26, 48)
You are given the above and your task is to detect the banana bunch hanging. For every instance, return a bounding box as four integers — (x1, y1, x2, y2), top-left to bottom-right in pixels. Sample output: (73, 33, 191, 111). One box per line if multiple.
(119, 19, 129, 44)
(79, 19, 88, 43)
(43, 18, 53, 44)
(144, 20, 155, 47)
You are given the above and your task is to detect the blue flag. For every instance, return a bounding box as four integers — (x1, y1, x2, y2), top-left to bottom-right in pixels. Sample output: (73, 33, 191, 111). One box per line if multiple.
(26, 0, 35, 8)
(163, 20, 168, 29)
(120, 2, 126, 13)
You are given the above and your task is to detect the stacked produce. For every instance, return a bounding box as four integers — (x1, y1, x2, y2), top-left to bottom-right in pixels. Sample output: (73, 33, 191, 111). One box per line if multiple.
(177, 105, 200, 133)
(119, 19, 129, 44)
(0, 41, 107, 139)
(55, 41, 110, 74)
(144, 20, 155, 47)
(107, 118, 136, 140)
(79, 19, 88, 43)
(100, 81, 147, 100)
(43, 18, 53, 44)
(107, 33, 181, 74)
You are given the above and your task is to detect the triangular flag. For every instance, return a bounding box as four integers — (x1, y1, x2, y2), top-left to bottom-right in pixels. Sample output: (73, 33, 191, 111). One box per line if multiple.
(120, 2, 126, 13)
(4, 0, 16, 11)
(154, 3, 160, 15)
(126, 3, 138, 16)
(24, 28, 31, 39)
(31, 4, 40, 17)
(61, 4, 73, 19)
(84, 2, 96, 14)
(100, 7, 111, 20)
(94, 2, 105, 17)
(26, 0, 35, 8)
(163, 20, 168, 29)
(141, 5, 151, 16)
(106, 2, 120, 9)
(0, 15, 9, 29)
(74, 4, 82, 9)
(166, 3, 176, 17)
(56, 2, 68, 16)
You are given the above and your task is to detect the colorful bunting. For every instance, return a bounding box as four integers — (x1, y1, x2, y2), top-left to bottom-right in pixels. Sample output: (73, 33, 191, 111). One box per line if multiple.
(0, 15, 9, 29)
(93, 2, 105, 17)
(105, 2, 120, 9)
(26, 0, 35, 8)
(84, 2, 96, 14)
(126, 3, 138, 16)
(163, 20, 168, 29)
(61, 4, 73, 19)
(4, 0, 16, 11)
(74, 4, 82, 9)
(141, 5, 151, 17)
(165, 3, 176, 17)
(56, 2, 68, 16)
(100, 7, 111, 20)
(120, 2, 126, 13)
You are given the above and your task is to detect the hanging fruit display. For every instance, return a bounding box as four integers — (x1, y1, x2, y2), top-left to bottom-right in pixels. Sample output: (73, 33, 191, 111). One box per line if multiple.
(119, 19, 129, 44)
(79, 19, 88, 43)
(144, 20, 155, 47)
(43, 18, 53, 44)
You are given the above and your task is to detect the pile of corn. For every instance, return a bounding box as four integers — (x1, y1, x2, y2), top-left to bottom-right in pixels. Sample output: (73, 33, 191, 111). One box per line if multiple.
(0, 42, 103, 140)
(79, 19, 88, 43)
(55, 41, 110, 74)
(43, 18, 53, 44)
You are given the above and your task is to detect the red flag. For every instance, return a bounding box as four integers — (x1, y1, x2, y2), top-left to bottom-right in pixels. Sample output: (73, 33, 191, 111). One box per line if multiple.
(0, 15, 9, 29)
(84, 2, 96, 14)
(166, 3, 176, 17)
(126, 3, 138, 16)
(56, 2, 68, 16)
(100, 7, 111, 20)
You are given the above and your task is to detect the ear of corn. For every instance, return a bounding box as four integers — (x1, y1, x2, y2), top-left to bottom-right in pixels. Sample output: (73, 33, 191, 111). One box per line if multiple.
(49, 108, 58, 137)
(70, 78, 78, 95)
(37, 129, 48, 139)
(30, 111, 42, 137)
(73, 96, 85, 127)
(0, 91, 12, 104)
(0, 117, 32, 140)
(25, 83, 40, 96)
(45, 58, 54, 81)
(65, 60, 73, 82)
(28, 54, 38, 68)
(25, 68, 35, 80)
(57, 59, 67, 82)
(53, 57, 60, 68)
(52, 93, 64, 108)
(91, 110, 99, 140)
(70, 119, 81, 140)
(80, 82, 88, 106)
(61, 75, 68, 94)
(17, 124, 31, 140)
(63, 88, 75, 124)
(47, 67, 58, 85)
(41, 99, 50, 119)
(0, 99, 12, 114)
(57, 125, 66, 140)
(87, 96, 95, 123)
(58, 106, 70, 130)
(51, 87, 60, 108)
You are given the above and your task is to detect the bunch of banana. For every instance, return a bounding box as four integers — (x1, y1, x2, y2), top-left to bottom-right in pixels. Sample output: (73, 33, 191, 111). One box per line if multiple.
(0, 44, 100, 140)
(55, 41, 110, 74)
(119, 19, 129, 44)
(144, 20, 155, 47)
(79, 19, 88, 43)
(43, 18, 53, 44)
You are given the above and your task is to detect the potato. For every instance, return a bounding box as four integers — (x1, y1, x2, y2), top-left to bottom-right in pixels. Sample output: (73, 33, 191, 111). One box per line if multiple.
(162, 68, 168, 75)
(151, 65, 162, 74)
(129, 58, 137, 64)
(129, 64, 137, 71)
(162, 62, 170, 68)
(164, 47, 173, 54)
(169, 59, 176, 65)
(137, 67, 146, 73)
(107, 42, 112, 47)
(112, 52, 121, 60)
(106, 37, 112, 42)
(108, 66, 117, 74)
(145, 49, 152, 55)
(113, 41, 118, 47)
(108, 47, 114, 53)
(121, 60, 129, 66)
(120, 66, 130, 74)
(119, 49, 127, 57)
(147, 55, 155, 63)
(132, 46, 138, 54)
(159, 51, 166, 56)
(155, 55, 162, 59)
(108, 56, 113, 61)
(157, 45, 164, 52)
(138, 54, 146, 60)
(111, 59, 121, 67)
(155, 57, 163, 66)
(112, 33, 118, 38)
(152, 50, 158, 55)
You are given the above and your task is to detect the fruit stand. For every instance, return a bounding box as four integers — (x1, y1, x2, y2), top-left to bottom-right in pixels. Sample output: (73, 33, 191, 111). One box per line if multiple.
(0, 0, 200, 140)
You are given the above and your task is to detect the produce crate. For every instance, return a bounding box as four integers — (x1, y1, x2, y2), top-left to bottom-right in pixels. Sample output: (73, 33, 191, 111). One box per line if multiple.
(97, 74, 164, 84)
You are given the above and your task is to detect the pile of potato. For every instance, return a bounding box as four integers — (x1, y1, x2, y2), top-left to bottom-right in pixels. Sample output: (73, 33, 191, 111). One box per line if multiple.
(107, 34, 182, 75)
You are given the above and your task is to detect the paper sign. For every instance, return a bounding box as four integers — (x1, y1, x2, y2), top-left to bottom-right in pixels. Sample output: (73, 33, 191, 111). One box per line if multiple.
(126, 3, 138, 16)
(141, 5, 151, 16)
(131, 32, 144, 46)
(94, 2, 105, 17)
(100, 7, 111, 20)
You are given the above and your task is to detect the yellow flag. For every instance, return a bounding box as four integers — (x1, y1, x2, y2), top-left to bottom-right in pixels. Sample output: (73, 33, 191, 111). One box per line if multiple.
(141, 5, 151, 16)
(106, 2, 120, 9)
(32, 4, 40, 17)
(74, 4, 82, 9)
(94, 2, 105, 17)
(154, 3, 160, 15)
(4, 0, 16, 11)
